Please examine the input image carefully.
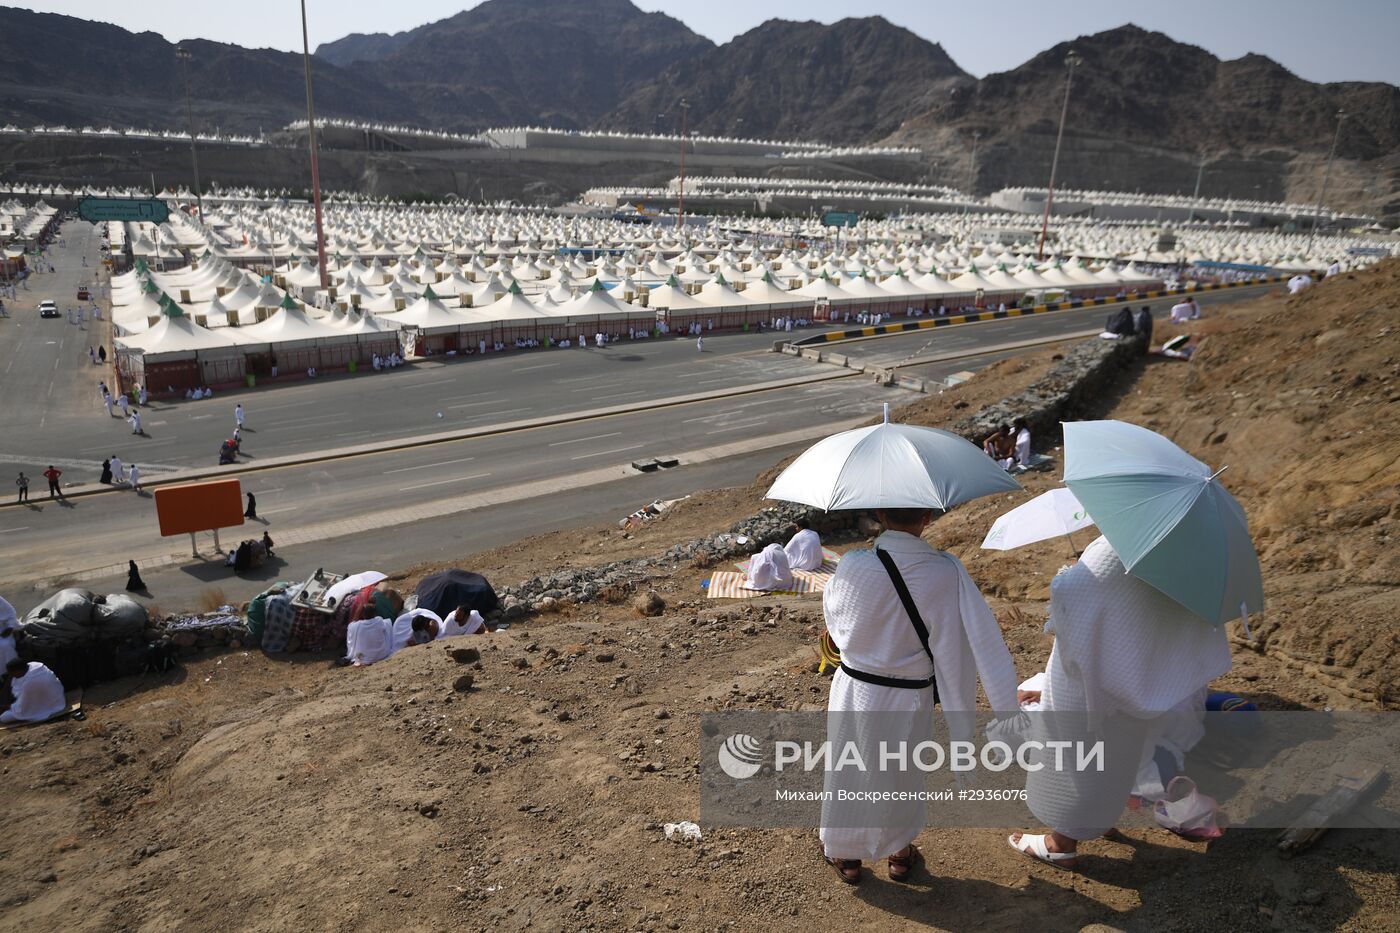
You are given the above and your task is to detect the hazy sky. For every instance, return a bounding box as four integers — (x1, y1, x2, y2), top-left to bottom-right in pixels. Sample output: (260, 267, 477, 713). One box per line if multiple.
(29, 0, 1400, 85)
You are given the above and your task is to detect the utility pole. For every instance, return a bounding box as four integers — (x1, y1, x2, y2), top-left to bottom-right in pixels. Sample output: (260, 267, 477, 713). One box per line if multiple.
(1305, 108, 1347, 256)
(676, 98, 690, 237)
(174, 46, 204, 220)
(1037, 50, 1082, 261)
(1187, 150, 1207, 223)
(969, 130, 981, 192)
(300, 0, 329, 289)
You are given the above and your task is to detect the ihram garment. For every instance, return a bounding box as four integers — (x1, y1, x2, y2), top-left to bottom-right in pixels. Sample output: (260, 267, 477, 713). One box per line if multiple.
(819, 531, 1017, 862)
(2, 662, 66, 723)
(345, 617, 395, 666)
(1025, 535, 1231, 840)
(783, 528, 824, 571)
(745, 543, 792, 591)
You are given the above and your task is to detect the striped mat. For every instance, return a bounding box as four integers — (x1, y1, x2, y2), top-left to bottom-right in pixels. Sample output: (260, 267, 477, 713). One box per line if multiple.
(706, 557, 841, 600)
(733, 547, 842, 574)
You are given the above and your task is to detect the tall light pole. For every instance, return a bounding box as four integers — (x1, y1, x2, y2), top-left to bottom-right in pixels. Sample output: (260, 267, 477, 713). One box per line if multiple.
(1187, 150, 1207, 223)
(1305, 108, 1347, 256)
(174, 46, 204, 220)
(1037, 49, 1082, 261)
(676, 98, 690, 237)
(300, 0, 329, 288)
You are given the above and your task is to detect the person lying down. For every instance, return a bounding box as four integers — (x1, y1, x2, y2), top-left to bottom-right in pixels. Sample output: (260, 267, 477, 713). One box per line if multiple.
(342, 604, 489, 667)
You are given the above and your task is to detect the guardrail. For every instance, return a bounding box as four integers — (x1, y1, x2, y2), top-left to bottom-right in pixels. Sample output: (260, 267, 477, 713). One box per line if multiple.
(790, 274, 1292, 347)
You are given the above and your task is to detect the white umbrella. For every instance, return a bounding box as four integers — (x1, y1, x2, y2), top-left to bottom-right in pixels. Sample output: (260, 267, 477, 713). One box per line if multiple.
(766, 406, 1021, 511)
(324, 570, 388, 608)
(981, 487, 1095, 550)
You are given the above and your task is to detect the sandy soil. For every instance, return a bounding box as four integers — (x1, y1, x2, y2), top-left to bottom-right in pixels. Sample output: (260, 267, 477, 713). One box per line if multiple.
(2, 267, 1397, 932)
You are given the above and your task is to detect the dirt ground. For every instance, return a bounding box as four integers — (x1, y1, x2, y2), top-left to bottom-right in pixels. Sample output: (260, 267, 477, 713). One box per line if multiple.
(2, 265, 1397, 932)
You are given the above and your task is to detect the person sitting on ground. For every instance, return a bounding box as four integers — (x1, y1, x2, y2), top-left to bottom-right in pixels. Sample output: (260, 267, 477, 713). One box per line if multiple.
(746, 542, 794, 591)
(983, 424, 1015, 470)
(343, 605, 395, 667)
(1, 658, 66, 723)
(392, 609, 445, 650)
(1169, 297, 1200, 323)
(1013, 418, 1033, 468)
(442, 604, 487, 637)
(784, 518, 825, 571)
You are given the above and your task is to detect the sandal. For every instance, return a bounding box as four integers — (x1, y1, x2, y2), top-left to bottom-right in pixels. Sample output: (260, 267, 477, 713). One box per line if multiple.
(1007, 833, 1078, 869)
(887, 844, 919, 883)
(824, 856, 862, 885)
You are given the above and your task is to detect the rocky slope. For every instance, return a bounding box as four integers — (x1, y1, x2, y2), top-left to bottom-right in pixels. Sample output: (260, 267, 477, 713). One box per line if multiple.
(599, 16, 970, 143)
(0, 7, 416, 131)
(317, 0, 714, 130)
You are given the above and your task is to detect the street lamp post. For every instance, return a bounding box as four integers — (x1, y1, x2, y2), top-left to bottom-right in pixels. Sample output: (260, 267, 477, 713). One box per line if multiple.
(1187, 150, 1207, 223)
(1305, 109, 1347, 257)
(174, 46, 204, 220)
(676, 99, 690, 237)
(300, 0, 329, 289)
(1037, 50, 1082, 261)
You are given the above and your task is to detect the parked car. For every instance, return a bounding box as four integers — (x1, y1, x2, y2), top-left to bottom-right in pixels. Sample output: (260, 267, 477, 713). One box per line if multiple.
(38, 300, 59, 318)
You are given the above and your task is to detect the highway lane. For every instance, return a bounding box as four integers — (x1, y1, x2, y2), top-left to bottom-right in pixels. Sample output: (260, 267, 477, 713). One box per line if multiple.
(831, 284, 1274, 370)
(0, 370, 918, 588)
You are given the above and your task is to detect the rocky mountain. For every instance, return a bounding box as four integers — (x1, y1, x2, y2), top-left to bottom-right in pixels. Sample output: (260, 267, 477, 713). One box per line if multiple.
(0, 6, 416, 132)
(889, 25, 1400, 214)
(599, 16, 970, 143)
(316, 0, 714, 130)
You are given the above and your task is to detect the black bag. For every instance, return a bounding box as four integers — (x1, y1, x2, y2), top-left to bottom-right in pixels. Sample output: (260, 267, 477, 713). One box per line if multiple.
(1104, 307, 1135, 336)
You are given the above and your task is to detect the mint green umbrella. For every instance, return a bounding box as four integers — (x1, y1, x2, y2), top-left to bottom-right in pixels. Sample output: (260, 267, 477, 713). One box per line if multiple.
(1063, 420, 1263, 625)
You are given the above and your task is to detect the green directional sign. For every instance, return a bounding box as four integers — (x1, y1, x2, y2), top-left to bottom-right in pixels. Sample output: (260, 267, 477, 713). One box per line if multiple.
(78, 197, 171, 224)
(823, 211, 860, 228)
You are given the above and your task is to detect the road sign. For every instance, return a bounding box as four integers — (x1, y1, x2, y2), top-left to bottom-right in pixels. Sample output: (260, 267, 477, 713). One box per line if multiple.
(78, 197, 171, 224)
(823, 211, 860, 228)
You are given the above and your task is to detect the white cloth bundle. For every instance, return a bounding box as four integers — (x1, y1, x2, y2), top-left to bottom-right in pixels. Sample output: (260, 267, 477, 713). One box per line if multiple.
(746, 543, 793, 591)
(783, 528, 824, 571)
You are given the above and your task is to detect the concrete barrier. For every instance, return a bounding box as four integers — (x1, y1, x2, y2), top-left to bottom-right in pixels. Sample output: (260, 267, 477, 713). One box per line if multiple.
(896, 376, 926, 392)
(799, 348, 823, 362)
(781, 344, 800, 356)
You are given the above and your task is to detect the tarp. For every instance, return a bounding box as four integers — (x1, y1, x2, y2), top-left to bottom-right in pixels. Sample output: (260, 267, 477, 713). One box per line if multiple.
(414, 570, 499, 617)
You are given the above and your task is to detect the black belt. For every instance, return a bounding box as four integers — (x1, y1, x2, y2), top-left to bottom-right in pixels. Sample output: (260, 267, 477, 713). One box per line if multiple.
(840, 663, 935, 690)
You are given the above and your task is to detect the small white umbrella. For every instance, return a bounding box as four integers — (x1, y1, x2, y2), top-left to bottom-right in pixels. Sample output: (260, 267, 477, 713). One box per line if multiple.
(981, 487, 1095, 551)
(766, 405, 1021, 511)
(324, 570, 388, 608)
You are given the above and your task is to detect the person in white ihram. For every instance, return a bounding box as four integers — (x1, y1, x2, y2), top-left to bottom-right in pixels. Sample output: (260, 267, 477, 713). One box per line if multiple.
(235, 403, 245, 430)
(745, 543, 792, 591)
(110, 454, 125, 483)
(819, 507, 1018, 885)
(2, 658, 67, 724)
(1008, 535, 1230, 867)
(1168, 297, 1199, 324)
(128, 463, 141, 492)
(344, 608, 395, 667)
(783, 518, 824, 571)
(0, 595, 19, 668)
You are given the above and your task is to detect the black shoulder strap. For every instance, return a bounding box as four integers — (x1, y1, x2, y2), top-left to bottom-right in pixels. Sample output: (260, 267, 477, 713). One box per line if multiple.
(874, 547, 940, 704)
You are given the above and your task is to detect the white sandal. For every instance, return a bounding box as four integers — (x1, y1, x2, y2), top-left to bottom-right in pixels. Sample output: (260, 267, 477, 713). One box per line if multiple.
(1008, 833, 1078, 868)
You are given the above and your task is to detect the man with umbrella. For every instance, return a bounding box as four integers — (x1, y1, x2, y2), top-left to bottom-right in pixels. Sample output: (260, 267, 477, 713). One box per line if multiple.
(1007, 421, 1259, 868)
(765, 408, 1022, 885)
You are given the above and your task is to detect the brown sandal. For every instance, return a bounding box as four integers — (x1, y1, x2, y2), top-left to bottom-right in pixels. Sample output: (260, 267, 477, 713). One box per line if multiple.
(824, 856, 862, 885)
(888, 844, 919, 883)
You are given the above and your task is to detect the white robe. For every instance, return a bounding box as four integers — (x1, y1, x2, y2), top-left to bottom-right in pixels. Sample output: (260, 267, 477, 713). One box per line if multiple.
(783, 528, 824, 571)
(391, 609, 445, 650)
(345, 617, 394, 666)
(1014, 428, 1032, 465)
(2, 662, 66, 723)
(746, 543, 792, 591)
(442, 608, 485, 637)
(819, 531, 1018, 861)
(1026, 536, 1231, 840)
